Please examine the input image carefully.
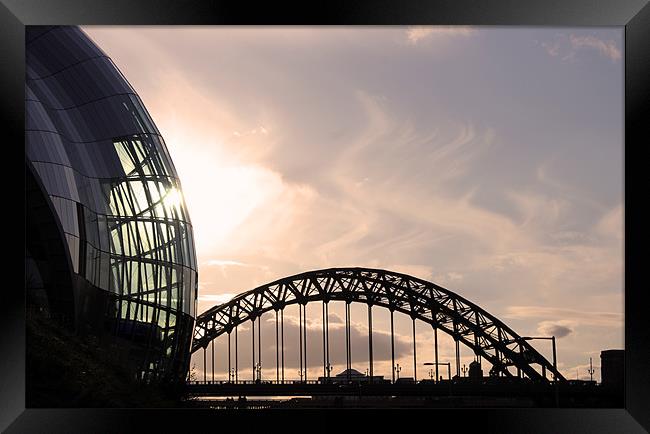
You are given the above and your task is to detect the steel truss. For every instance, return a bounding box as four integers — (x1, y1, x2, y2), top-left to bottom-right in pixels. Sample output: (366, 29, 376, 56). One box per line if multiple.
(192, 267, 565, 382)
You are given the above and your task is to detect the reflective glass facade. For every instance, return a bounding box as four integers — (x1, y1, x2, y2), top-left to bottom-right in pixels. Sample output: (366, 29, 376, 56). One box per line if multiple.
(25, 26, 198, 382)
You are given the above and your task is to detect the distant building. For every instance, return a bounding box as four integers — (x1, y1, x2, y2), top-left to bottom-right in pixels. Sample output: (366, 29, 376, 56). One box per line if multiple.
(318, 368, 386, 384)
(600, 349, 624, 389)
(469, 361, 484, 380)
(394, 377, 415, 384)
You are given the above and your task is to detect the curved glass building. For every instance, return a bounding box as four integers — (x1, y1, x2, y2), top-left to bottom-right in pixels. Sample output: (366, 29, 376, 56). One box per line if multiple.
(25, 26, 198, 382)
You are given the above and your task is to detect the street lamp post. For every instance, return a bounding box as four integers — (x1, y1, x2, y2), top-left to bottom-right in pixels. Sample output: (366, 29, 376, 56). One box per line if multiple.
(588, 357, 595, 382)
(423, 362, 451, 382)
(395, 363, 402, 381)
(552, 336, 557, 379)
(255, 362, 262, 382)
(521, 335, 560, 407)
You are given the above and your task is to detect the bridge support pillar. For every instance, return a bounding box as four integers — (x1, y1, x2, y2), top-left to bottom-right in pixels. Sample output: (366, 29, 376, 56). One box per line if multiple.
(298, 304, 304, 381)
(303, 304, 307, 382)
(345, 301, 351, 381)
(390, 309, 395, 384)
(258, 314, 262, 381)
(412, 317, 417, 382)
(228, 331, 232, 382)
(203, 347, 206, 382)
(368, 304, 373, 381)
(275, 309, 279, 383)
(325, 302, 330, 379)
(455, 339, 460, 378)
(281, 309, 285, 383)
(434, 326, 439, 383)
(252, 317, 256, 381)
(322, 301, 326, 379)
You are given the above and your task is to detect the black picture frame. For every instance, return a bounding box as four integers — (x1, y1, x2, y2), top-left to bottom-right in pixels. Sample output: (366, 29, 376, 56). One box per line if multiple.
(5, 0, 649, 432)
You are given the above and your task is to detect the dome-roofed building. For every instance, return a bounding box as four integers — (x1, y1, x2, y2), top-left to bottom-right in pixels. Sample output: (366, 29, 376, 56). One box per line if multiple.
(25, 26, 198, 383)
(318, 368, 386, 384)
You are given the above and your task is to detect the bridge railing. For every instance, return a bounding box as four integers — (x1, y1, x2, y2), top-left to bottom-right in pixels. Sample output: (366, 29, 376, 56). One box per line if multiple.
(188, 380, 323, 385)
(186, 377, 553, 387)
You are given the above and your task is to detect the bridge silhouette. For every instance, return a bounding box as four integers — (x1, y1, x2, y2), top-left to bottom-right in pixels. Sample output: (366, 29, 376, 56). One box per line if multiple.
(188, 267, 565, 396)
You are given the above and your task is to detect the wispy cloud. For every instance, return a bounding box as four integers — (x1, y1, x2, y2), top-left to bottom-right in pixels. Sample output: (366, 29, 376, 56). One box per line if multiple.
(569, 34, 622, 61)
(405, 26, 477, 44)
(205, 259, 248, 267)
(505, 306, 623, 328)
(596, 204, 623, 241)
(85, 26, 623, 378)
(434, 271, 464, 285)
(197, 293, 238, 304)
(540, 33, 621, 62)
(541, 40, 562, 57)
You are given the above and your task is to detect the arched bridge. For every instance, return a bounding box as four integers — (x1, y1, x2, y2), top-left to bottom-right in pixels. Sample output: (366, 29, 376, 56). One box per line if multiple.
(192, 267, 565, 384)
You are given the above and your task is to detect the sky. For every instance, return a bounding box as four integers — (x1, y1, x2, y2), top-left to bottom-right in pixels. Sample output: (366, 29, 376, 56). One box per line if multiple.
(83, 26, 624, 382)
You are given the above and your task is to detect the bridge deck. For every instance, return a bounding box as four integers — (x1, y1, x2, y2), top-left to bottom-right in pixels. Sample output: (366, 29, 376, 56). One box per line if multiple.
(184, 380, 622, 407)
(185, 380, 598, 398)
